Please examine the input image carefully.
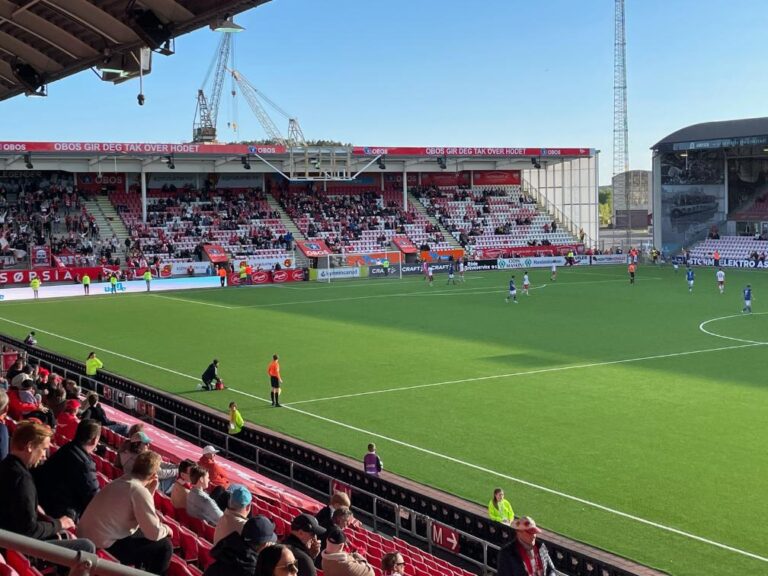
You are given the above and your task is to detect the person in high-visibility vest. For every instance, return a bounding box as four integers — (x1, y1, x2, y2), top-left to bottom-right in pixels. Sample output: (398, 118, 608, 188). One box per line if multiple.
(109, 273, 118, 294)
(82, 273, 90, 295)
(239, 263, 247, 286)
(143, 269, 152, 292)
(85, 352, 103, 376)
(228, 402, 244, 436)
(30, 277, 41, 299)
(218, 266, 227, 287)
(628, 263, 636, 285)
(267, 354, 283, 407)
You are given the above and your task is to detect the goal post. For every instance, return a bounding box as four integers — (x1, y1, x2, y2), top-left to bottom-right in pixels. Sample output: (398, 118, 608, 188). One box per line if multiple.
(309, 250, 404, 283)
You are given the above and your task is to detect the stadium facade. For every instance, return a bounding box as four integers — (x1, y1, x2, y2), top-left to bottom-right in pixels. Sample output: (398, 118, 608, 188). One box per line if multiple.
(651, 117, 768, 254)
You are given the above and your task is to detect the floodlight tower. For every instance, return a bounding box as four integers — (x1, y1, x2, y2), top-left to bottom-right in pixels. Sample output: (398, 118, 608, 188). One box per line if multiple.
(613, 0, 631, 246)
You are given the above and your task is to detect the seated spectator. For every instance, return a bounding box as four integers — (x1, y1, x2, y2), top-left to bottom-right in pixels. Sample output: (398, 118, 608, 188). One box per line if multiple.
(54, 399, 80, 445)
(381, 552, 406, 576)
(254, 544, 297, 576)
(214, 484, 252, 544)
(488, 488, 515, 525)
(0, 389, 8, 461)
(320, 526, 373, 576)
(171, 459, 194, 510)
(119, 430, 178, 492)
(283, 513, 325, 576)
(79, 392, 130, 436)
(205, 515, 277, 576)
(35, 419, 101, 522)
(0, 420, 95, 554)
(497, 516, 557, 576)
(315, 491, 351, 531)
(198, 444, 230, 507)
(78, 451, 173, 574)
(23, 331, 37, 346)
(187, 465, 224, 524)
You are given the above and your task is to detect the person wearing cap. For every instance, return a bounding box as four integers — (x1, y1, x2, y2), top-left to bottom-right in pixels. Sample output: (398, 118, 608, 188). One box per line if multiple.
(187, 465, 224, 525)
(497, 516, 557, 576)
(488, 488, 515, 525)
(119, 431, 178, 492)
(205, 514, 277, 576)
(283, 513, 326, 576)
(214, 484, 253, 545)
(320, 526, 373, 576)
(78, 451, 172, 574)
(199, 359, 222, 391)
(34, 419, 101, 522)
(23, 331, 37, 346)
(54, 398, 81, 445)
(199, 444, 231, 491)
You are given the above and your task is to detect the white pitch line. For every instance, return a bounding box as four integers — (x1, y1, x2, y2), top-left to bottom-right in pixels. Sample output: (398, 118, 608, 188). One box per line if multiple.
(698, 312, 768, 345)
(227, 386, 768, 565)
(149, 293, 235, 309)
(286, 341, 763, 405)
(2, 316, 765, 562)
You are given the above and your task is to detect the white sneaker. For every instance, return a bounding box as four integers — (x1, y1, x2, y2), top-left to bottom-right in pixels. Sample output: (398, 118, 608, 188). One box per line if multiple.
(196, 382, 203, 391)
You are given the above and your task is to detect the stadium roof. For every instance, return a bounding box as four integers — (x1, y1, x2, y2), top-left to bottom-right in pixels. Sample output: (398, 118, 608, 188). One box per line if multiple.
(653, 117, 768, 152)
(0, 0, 270, 102)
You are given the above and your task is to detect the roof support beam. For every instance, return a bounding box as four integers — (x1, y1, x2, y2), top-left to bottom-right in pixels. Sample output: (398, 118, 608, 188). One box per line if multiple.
(0, 30, 61, 72)
(41, 0, 136, 45)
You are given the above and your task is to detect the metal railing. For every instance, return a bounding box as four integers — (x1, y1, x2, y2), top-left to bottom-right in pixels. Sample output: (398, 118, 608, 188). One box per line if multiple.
(0, 530, 153, 576)
(8, 339, 662, 576)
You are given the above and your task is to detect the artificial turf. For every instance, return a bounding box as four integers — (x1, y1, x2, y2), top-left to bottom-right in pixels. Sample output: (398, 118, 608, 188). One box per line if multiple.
(0, 264, 765, 576)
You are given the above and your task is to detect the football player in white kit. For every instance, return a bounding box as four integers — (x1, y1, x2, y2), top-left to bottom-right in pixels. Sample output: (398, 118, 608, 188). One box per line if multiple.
(716, 267, 725, 294)
(523, 271, 530, 295)
(550, 262, 557, 281)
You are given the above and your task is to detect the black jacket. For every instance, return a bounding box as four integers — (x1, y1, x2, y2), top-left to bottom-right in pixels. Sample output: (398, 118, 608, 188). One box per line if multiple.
(79, 403, 114, 427)
(34, 441, 98, 522)
(0, 454, 61, 540)
(282, 533, 317, 576)
(497, 539, 557, 576)
(201, 363, 220, 385)
(203, 532, 258, 576)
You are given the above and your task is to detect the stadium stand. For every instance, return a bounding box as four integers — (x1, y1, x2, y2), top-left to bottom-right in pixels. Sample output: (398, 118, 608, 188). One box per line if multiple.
(413, 185, 576, 252)
(109, 187, 293, 265)
(0, 348, 480, 576)
(687, 236, 768, 262)
(274, 183, 455, 253)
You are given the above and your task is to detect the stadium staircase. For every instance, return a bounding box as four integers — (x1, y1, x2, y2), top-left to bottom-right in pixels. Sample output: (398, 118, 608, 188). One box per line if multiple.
(83, 197, 131, 259)
(521, 178, 584, 246)
(407, 192, 463, 249)
(266, 193, 311, 267)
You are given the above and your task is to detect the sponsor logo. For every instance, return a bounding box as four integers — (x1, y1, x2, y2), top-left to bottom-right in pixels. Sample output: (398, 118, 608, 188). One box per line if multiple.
(251, 271, 270, 284)
(317, 268, 361, 280)
(272, 270, 288, 283)
(103, 283, 127, 293)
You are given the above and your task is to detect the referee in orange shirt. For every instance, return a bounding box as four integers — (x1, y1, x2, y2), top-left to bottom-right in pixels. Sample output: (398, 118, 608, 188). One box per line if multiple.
(268, 354, 283, 407)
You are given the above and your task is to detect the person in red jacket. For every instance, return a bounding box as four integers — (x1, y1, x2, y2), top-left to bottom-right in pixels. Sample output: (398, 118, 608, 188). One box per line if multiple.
(55, 400, 80, 445)
(7, 386, 40, 421)
(198, 445, 230, 509)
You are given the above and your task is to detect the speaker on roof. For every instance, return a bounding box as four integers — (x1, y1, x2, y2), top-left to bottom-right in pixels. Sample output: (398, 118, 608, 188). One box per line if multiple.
(130, 9, 172, 50)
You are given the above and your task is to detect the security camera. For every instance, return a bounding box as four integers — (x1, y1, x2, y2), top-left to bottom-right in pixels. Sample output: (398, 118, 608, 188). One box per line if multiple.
(137, 93, 145, 106)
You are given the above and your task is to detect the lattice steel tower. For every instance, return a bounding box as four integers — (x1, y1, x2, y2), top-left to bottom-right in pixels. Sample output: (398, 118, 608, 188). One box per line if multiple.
(613, 0, 629, 177)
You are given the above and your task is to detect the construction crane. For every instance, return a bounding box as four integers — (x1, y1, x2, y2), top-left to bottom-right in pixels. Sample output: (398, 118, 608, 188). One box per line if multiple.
(192, 32, 235, 143)
(228, 68, 306, 148)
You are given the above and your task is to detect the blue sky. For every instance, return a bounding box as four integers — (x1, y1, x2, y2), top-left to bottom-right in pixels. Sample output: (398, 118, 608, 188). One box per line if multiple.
(2, 0, 766, 183)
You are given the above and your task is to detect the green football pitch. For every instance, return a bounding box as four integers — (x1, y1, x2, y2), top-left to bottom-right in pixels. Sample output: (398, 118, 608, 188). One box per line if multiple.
(1, 265, 766, 576)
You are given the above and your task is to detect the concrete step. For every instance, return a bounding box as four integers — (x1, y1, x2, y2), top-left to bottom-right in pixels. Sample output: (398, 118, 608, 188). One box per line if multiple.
(407, 192, 463, 249)
(266, 193, 305, 240)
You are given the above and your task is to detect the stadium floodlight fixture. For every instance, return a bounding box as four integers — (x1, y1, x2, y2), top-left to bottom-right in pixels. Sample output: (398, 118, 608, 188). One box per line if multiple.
(531, 157, 541, 169)
(163, 155, 175, 169)
(211, 16, 245, 33)
(23, 153, 33, 169)
(241, 155, 251, 170)
(377, 156, 386, 170)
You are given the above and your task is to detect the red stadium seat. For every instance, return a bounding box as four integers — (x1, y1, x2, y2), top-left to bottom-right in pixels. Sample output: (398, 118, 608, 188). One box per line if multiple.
(178, 526, 199, 563)
(168, 555, 193, 576)
(197, 539, 213, 570)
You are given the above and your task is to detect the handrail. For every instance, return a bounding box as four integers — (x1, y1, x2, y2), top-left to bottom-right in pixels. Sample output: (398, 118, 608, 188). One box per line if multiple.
(522, 178, 595, 249)
(0, 529, 153, 576)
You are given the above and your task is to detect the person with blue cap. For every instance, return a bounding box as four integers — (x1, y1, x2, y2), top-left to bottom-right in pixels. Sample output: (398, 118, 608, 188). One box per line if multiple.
(204, 514, 277, 576)
(213, 484, 253, 545)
